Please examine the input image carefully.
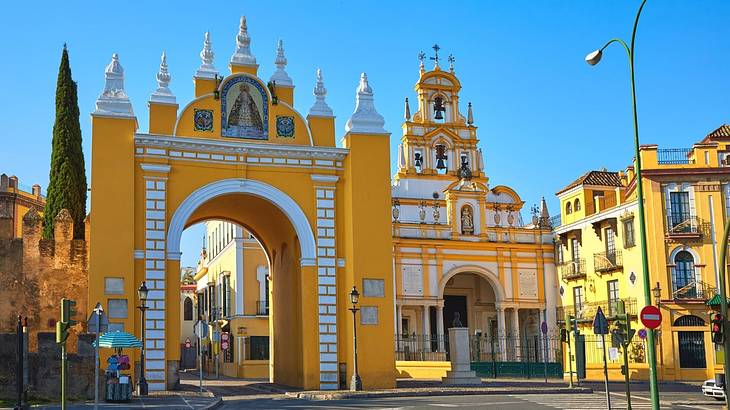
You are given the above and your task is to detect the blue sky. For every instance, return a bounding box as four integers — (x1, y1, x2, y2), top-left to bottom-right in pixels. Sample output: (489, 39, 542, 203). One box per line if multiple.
(1, 1, 728, 268)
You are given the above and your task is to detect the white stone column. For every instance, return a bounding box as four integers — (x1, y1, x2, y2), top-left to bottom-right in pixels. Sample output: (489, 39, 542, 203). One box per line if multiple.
(436, 305, 445, 352)
(422, 305, 431, 352)
(396, 304, 403, 351)
(512, 308, 521, 361)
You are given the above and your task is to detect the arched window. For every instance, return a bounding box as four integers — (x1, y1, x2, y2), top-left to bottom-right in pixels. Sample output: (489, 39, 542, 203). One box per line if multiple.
(565, 202, 573, 215)
(184, 297, 193, 321)
(673, 251, 696, 297)
(673, 315, 707, 369)
(574, 198, 581, 211)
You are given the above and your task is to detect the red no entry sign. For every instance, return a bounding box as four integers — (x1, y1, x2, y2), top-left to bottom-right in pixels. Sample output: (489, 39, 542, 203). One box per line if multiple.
(640, 305, 662, 329)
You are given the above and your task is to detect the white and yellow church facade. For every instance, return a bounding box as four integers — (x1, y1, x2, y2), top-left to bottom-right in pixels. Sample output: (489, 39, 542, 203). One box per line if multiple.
(390, 55, 558, 376)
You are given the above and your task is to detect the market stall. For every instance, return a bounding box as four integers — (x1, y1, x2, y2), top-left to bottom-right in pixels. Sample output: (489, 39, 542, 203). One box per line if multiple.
(93, 331, 142, 402)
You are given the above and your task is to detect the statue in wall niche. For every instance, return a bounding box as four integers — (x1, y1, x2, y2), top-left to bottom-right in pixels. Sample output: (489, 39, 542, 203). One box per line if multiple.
(452, 312, 463, 328)
(461, 206, 474, 235)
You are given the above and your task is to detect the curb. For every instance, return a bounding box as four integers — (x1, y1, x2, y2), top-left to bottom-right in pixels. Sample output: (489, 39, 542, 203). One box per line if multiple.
(671, 400, 723, 406)
(286, 386, 593, 401)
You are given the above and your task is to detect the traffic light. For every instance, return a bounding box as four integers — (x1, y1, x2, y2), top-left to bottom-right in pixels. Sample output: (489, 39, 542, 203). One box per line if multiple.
(56, 321, 70, 344)
(612, 299, 633, 347)
(560, 328, 568, 343)
(711, 312, 725, 344)
(61, 298, 78, 326)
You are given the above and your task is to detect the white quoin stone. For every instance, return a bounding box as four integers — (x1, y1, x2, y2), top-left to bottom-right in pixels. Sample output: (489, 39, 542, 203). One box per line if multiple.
(308, 68, 333, 118)
(94, 53, 134, 117)
(345, 73, 387, 134)
(195, 31, 218, 79)
(149, 51, 176, 104)
(269, 39, 293, 87)
(230, 16, 257, 67)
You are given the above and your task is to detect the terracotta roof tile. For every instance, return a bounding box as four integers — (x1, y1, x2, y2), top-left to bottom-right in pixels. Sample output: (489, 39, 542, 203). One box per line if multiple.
(701, 124, 730, 143)
(556, 170, 623, 195)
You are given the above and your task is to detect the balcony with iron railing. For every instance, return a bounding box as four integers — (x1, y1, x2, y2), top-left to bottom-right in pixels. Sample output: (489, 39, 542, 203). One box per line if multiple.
(673, 281, 717, 301)
(657, 148, 694, 165)
(256, 300, 269, 316)
(558, 259, 586, 281)
(593, 250, 623, 273)
(557, 297, 637, 321)
(666, 215, 710, 239)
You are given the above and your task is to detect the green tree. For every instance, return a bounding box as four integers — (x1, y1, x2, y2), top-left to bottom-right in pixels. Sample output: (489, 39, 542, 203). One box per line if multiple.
(43, 45, 87, 239)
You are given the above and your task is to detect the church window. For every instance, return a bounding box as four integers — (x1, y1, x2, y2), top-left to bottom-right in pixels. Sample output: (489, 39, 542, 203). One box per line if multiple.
(565, 202, 573, 215)
(433, 95, 447, 123)
(414, 151, 423, 173)
(183, 297, 193, 321)
(574, 198, 581, 211)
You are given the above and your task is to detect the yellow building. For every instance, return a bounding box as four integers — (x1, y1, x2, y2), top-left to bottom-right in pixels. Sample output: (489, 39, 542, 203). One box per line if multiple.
(0, 174, 44, 238)
(87, 16, 395, 391)
(391, 49, 558, 377)
(192, 221, 270, 379)
(554, 124, 730, 382)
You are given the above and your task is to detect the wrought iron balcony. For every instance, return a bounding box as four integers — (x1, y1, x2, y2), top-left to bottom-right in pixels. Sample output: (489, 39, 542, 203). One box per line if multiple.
(666, 215, 710, 239)
(557, 298, 637, 322)
(657, 148, 694, 165)
(558, 259, 586, 281)
(256, 300, 269, 316)
(673, 281, 717, 301)
(593, 250, 623, 273)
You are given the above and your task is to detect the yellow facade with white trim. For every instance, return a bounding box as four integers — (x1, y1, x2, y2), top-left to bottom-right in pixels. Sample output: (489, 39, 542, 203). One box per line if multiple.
(87, 17, 394, 391)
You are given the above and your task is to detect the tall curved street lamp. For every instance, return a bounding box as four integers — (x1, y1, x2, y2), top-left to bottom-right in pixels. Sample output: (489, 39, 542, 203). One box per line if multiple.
(585, 1, 660, 409)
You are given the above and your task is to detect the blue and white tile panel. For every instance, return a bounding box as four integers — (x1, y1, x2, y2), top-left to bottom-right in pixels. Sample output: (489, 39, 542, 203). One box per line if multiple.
(315, 185, 338, 390)
(143, 176, 168, 391)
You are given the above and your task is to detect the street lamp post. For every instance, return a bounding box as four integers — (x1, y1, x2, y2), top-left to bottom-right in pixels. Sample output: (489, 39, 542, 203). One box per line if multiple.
(585, 1, 660, 408)
(137, 282, 149, 396)
(349, 286, 362, 391)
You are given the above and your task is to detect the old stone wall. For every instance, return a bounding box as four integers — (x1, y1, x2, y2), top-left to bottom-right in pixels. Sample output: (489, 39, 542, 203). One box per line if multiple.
(0, 205, 89, 352)
(0, 332, 96, 400)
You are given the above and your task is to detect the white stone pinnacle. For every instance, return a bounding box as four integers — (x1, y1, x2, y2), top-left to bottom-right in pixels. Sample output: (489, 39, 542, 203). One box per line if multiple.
(269, 39, 293, 87)
(196, 31, 218, 79)
(230, 16, 257, 66)
(150, 51, 176, 104)
(345, 73, 387, 134)
(308, 68, 333, 117)
(94, 53, 134, 117)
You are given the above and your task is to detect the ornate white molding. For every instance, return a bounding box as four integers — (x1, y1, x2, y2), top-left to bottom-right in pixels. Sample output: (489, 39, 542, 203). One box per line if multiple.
(94, 54, 135, 118)
(140, 163, 172, 173)
(311, 175, 339, 183)
(195, 32, 218, 79)
(134, 133, 348, 161)
(230, 16, 257, 67)
(269, 39, 293, 87)
(345, 73, 387, 134)
(308, 69, 333, 118)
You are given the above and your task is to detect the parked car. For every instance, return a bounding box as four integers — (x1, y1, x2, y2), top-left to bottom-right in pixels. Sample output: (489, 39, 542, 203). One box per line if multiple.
(702, 379, 725, 401)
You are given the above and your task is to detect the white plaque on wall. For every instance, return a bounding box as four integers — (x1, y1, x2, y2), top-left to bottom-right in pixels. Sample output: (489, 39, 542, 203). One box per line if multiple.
(518, 271, 538, 299)
(401, 265, 423, 296)
(361, 306, 378, 325)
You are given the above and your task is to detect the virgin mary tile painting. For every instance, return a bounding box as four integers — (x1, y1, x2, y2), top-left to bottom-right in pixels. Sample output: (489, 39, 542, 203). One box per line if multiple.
(221, 77, 268, 139)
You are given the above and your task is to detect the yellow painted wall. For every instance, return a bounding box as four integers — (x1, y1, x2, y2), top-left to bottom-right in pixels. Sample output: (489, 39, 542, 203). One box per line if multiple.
(395, 361, 451, 379)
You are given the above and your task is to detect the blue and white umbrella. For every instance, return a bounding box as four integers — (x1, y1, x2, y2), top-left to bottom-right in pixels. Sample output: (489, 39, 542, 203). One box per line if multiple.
(92, 331, 143, 349)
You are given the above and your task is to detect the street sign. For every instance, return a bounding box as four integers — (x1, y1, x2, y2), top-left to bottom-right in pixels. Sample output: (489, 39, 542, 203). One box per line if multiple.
(638, 328, 647, 340)
(193, 320, 208, 338)
(86, 310, 109, 334)
(185, 338, 191, 348)
(540, 321, 548, 335)
(221, 341, 229, 350)
(221, 332, 229, 341)
(593, 306, 609, 335)
(640, 305, 662, 329)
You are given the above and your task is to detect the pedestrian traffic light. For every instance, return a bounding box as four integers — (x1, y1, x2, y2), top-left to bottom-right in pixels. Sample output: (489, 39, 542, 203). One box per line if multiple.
(612, 300, 632, 347)
(61, 298, 77, 326)
(711, 312, 725, 344)
(560, 328, 568, 342)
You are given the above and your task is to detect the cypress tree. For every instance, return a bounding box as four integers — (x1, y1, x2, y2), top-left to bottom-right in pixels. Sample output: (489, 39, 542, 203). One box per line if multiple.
(43, 44, 87, 239)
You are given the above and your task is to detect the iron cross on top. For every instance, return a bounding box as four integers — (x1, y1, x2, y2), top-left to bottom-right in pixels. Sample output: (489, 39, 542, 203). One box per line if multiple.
(430, 44, 441, 65)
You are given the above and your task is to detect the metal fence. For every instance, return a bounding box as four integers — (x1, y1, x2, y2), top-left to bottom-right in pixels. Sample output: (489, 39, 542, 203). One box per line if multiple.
(657, 148, 694, 165)
(581, 334, 646, 365)
(470, 335, 563, 363)
(395, 334, 448, 361)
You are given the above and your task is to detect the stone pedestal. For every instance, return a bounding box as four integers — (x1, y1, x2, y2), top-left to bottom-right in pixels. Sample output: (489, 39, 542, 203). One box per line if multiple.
(442, 327, 481, 386)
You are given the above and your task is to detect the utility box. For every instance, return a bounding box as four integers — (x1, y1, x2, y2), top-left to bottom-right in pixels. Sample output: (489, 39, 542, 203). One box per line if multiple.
(575, 334, 586, 380)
